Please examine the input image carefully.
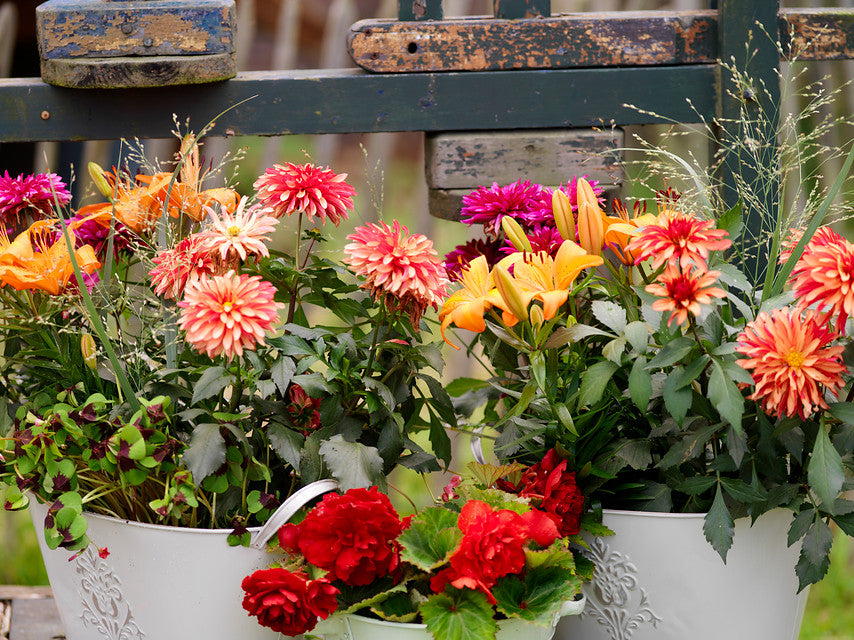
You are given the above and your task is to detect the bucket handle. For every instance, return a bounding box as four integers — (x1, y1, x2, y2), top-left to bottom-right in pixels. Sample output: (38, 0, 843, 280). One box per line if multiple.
(249, 478, 340, 550)
(470, 425, 487, 465)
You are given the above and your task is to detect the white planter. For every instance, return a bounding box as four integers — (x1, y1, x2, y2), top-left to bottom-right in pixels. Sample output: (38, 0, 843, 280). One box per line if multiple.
(556, 509, 808, 640)
(29, 499, 280, 640)
(316, 596, 586, 640)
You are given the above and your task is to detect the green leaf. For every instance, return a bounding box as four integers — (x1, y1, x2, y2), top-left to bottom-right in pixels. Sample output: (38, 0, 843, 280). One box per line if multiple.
(566, 324, 614, 342)
(795, 516, 833, 591)
(703, 484, 734, 561)
(592, 300, 627, 333)
(829, 402, 854, 425)
(672, 354, 710, 390)
(191, 367, 235, 404)
(614, 439, 652, 470)
(270, 357, 296, 395)
(319, 435, 384, 491)
(645, 336, 695, 370)
(808, 426, 845, 512)
(542, 327, 576, 349)
(493, 564, 580, 625)
(788, 509, 815, 546)
(423, 375, 458, 427)
(717, 200, 743, 240)
(715, 263, 751, 293)
(662, 368, 692, 425)
(371, 591, 419, 622)
(602, 337, 626, 365)
(183, 423, 226, 484)
(446, 377, 490, 397)
(624, 321, 650, 353)
(421, 590, 497, 640)
(578, 361, 619, 408)
(266, 423, 304, 469)
(708, 360, 744, 433)
(720, 478, 766, 504)
(398, 507, 462, 570)
(628, 357, 652, 411)
(679, 476, 716, 496)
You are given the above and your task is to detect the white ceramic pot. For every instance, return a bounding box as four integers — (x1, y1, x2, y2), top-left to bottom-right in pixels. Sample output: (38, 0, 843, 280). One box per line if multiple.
(316, 596, 587, 640)
(555, 508, 808, 640)
(29, 499, 280, 640)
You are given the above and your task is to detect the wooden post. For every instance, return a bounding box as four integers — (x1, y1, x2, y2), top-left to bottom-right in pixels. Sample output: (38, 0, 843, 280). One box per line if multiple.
(717, 0, 781, 282)
(398, 0, 443, 21)
(493, 0, 550, 19)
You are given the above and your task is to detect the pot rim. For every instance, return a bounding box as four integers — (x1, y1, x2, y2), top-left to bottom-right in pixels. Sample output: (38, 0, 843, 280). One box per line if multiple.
(602, 508, 707, 519)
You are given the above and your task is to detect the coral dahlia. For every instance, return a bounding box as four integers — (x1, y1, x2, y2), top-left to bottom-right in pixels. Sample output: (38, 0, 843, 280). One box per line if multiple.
(627, 210, 732, 270)
(178, 271, 283, 360)
(253, 163, 356, 226)
(789, 226, 854, 332)
(645, 264, 726, 326)
(736, 308, 845, 419)
(0, 171, 71, 220)
(344, 220, 449, 327)
(149, 236, 217, 300)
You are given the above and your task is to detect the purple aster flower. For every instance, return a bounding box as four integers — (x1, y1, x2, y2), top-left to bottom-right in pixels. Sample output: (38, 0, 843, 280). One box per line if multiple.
(444, 238, 505, 281)
(0, 171, 71, 220)
(459, 180, 547, 237)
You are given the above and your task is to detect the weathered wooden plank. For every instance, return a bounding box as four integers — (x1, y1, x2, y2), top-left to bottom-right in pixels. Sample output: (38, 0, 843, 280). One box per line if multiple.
(9, 598, 63, 640)
(40, 52, 236, 88)
(0, 587, 52, 600)
(493, 0, 550, 20)
(36, 0, 235, 59)
(0, 66, 718, 143)
(348, 9, 854, 73)
(425, 129, 622, 189)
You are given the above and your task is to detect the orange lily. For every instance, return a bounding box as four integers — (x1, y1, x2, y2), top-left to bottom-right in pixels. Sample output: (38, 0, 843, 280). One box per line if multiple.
(603, 199, 658, 265)
(576, 178, 606, 255)
(507, 240, 604, 320)
(439, 255, 497, 348)
(0, 222, 100, 295)
(78, 166, 164, 234)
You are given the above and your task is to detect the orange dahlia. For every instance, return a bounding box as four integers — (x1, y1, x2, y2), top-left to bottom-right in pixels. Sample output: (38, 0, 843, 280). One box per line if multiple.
(344, 220, 449, 327)
(178, 272, 283, 360)
(253, 163, 356, 226)
(645, 264, 726, 326)
(627, 210, 732, 270)
(736, 308, 845, 419)
(196, 197, 278, 263)
(789, 226, 854, 332)
(149, 236, 217, 300)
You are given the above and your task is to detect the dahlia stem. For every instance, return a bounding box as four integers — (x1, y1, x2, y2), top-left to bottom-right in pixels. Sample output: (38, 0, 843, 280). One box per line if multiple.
(285, 212, 304, 326)
(363, 304, 387, 381)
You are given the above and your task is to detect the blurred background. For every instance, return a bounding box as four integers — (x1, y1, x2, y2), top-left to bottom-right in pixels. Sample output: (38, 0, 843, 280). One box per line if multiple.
(0, 2, 852, 638)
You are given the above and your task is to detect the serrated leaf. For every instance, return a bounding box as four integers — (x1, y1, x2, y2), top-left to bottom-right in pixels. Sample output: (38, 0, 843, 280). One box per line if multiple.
(191, 367, 235, 404)
(708, 360, 744, 433)
(645, 336, 695, 370)
(602, 337, 626, 364)
(788, 509, 815, 546)
(493, 564, 580, 625)
(466, 462, 526, 488)
(624, 321, 650, 353)
(715, 263, 752, 293)
(183, 423, 226, 484)
(578, 361, 618, 408)
(398, 507, 462, 570)
(796, 516, 833, 591)
(270, 357, 296, 395)
(371, 591, 419, 622)
(720, 359, 754, 385)
(565, 324, 614, 342)
(808, 426, 845, 512)
(628, 357, 652, 411)
(662, 368, 692, 425)
(679, 476, 716, 496)
(829, 402, 854, 425)
(266, 423, 304, 469)
(592, 300, 627, 334)
(717, 200, 743, 240)
(319, 435, 384, 491)
(703, 484, 734, 561)
(720, 478, 766, 503)
(614, 439, 652, 470)
(421, 590, 497, 640)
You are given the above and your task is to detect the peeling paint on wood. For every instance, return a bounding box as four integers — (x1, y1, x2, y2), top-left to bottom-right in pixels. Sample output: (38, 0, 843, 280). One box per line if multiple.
(348, 9, 854, 73)
(397, 0, 443, 22)
(37, 0, 235, 59)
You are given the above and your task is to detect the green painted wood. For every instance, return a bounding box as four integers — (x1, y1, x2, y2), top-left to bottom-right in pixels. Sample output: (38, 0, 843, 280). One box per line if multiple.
(493, 0, 550, 19)
(718, 0, 780, 282)
(0, 66, 718, 143)
(397, 0, 443, 21)
(36, 0, 236, 59)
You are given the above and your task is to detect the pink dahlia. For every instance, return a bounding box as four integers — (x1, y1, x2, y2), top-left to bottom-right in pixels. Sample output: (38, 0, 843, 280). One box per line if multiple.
(196, 197, 278, 264)
(178, 272, 283, 360)
(736, 308, 845, 419)
(460, 180, 547, 237)
(789, 226, 854, 332)
(149, 236, 217, 300)
(0, 171, 71, 220)
(344, 220, 449, 327)
(253, 163, 356, 226)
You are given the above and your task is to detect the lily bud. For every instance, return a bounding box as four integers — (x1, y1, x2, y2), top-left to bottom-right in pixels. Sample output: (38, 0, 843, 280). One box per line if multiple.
(552, 189, 576, 242)
(501, 216, 533, 252)
(529, 304, 545, 330)
(81, 332, 97, 371)
(493, 265, 529, 324)
(88, 162, 113, 199)
(576, 178, 605, 255)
